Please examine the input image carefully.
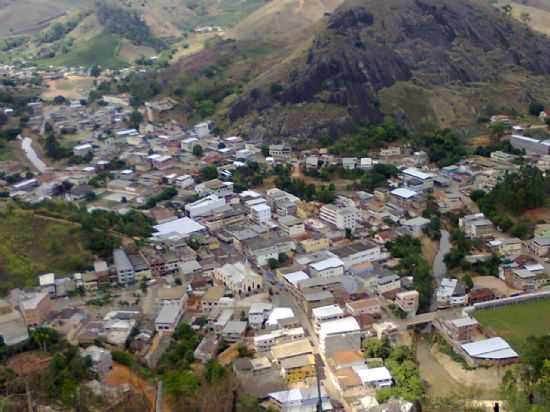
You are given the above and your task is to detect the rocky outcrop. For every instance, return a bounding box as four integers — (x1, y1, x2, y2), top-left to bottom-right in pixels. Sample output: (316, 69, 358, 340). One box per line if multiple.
(228, 0, 550, 138)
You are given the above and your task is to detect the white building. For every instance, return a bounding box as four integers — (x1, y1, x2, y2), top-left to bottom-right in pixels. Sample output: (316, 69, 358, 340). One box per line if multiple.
(331, 241, 382, 269)
(353, 366, 393, 388)
(185, 194, 226, 218)
(319, 205, 357, 231)
(73, 143, 93, 157)
(152, 217, 205, 241)
(195, 179, 234, 198)
(155, 304, 183, 333)
(309, 257, 345, 278)
(319, 316, 362, 355)
(312, 305, 345, 332)
(250, 203, 272, 224)
(248, 302, 273, 329)
(278, 215, 306, 237)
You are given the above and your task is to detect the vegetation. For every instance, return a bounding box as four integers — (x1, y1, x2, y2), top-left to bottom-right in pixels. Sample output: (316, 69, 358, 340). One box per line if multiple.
(0, 206, 94, 294)
(274, 164, 336, 203)
(363, 339, 424, 403)
(386, 235, 432, 311)
(231, 161, 265, 192)
(413, 128, 467, 167)
(141, 187, 178, 210)
(96, 0, 164, 49)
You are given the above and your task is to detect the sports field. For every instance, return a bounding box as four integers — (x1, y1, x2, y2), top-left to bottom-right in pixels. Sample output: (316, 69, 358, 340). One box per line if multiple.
(474, 298, 550, 352)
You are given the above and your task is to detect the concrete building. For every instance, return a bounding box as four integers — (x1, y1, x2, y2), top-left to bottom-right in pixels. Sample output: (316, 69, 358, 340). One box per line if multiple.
(195, 179, 234, 198)
(0, 300, 29, 346)
(185, 195, 226, 218)
(250, 203, 272, 224)
(268, 144, 291, 162)
(113, 248, 135, 285)
(529, 237, 550, 257)
(221, 320, 247, 343)
(155, 304, 183, 333)
(445, 317, 479, 342)
(280, 354, 316, 384)
(81, 345, 113, 375)
(331, 241, 381, 269)
(319, 205, 357, 231)
(309, 257, 345, 278)
(461, 337, 518, 366)
(278, 215, 306, 237)
(248, 302, 273, 329)
(319, 317, 362, 355)
(345, 297, 381, 317)
(394, 290, 419, 316)
(312, 305, 345, 332)
(11, 291, 51, 327)
(510, 134, 550, 155)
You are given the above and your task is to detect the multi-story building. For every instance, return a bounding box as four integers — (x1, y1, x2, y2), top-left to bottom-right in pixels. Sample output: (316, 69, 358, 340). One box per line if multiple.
(278, 215, 306, 237)
(445, 317, 479, 342)
(185, 195, 226, 218)
(250, 203, 272, 224)
(113, 249, 135, 285)
(308, 257, 345, 278)
(529, 237, 550, 257)
(10, 291, 51, 327)
(319, 205, 357, 231)
(504, 269, 537, 292)
(345, 297, 381, 317)
(195, 179, 234, 197)
(311, 304, 345, 332)
(280, 354, 316, 384)
(331, 240, 381, 269)
(395, 290, 419, 316)
(268, 144, 291, 162)
(319, 317, 362, 356)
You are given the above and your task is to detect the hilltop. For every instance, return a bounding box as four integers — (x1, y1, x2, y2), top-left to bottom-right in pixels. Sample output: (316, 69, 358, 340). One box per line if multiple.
(220, 0, 550, 140)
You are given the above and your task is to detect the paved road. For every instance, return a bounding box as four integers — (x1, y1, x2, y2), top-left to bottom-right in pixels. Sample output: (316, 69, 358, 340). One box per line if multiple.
(19, 135, 47, 173)
(431, 229, 451, 311)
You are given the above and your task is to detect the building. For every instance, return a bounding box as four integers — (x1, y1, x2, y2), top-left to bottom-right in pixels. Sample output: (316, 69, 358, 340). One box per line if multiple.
(331, 241, 382, 269)
(529, 237, 550, 257)
(11, 291, 51, 327)
(196, 179, 234, 198)
(185, 195, 226, 218)
(309, 257, 345, 278)
(510, 134, 550, 155)
(201, 286, 226, 312)
(312, 305, 345, 332)
(445, 317, 479, 342)
(39, 273, 56, 297)
(242, 236, 295, 267)
(221, 320, 247, 343)
(461, 337, 518, 366)
(266, 307, 298, 330)
(459, 213, 494, 239)
(402, 216, 431, 238)
(504, 269, 537, 292)
(269, 144, 291, 162)
(319, 317, 362, 355)
(376, 275, 401, 296)
(250, 203, 272, 224)
(248, 302, 273, 329)
(73, 143, 93, 157)
(401, 168, 434, 191)
(353, 366, 393, 388)
(113, 249, 135, 285)
(394, 290, 419, 316)
(319, 205, 357, 231)
(489, 238, 523, 256)
(271, 338, 314, 363)
(152, 217, 206, 241)
(345, 297, 381, 317)
(254, 327, 305, 352)
(213, 262, 263, 296)
(155, 304, 183, 333)
(280, 354, 316, 384)
(436, 278, 468, 308)
(267, 387, 332, 412)
(278, 215, 305, 238)
(0, 300, 29, 346)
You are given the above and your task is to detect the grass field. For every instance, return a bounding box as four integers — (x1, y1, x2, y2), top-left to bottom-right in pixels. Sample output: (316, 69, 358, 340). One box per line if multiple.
(0, 207, 93, 294)
(475, 299, 550, 352)
(38, 32, 126, 68)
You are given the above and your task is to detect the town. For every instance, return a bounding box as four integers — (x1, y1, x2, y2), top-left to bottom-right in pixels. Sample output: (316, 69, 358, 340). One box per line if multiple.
(0, 64, 550, 412)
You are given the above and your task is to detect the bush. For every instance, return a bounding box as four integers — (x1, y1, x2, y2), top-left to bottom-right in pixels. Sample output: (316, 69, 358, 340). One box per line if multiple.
(112, 351, 134, 367)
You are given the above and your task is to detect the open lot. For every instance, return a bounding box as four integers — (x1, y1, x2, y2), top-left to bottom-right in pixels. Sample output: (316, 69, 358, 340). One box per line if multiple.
(474, 298, 550, 352)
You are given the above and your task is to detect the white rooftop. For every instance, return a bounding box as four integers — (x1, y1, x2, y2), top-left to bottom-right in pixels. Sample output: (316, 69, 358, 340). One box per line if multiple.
(266, 307, 295, 326)
(319, 316, 360, 336)
(283, 271, 310, 286)
(312, 304, 344, 320)
(39, 273, 55, 286)
(353, 366, 393, 386)
(153, 217, 205, 240)
(391, 187, 418, 199)
(461, 337, 518, 360)
(310, 257, 344, 272)
(403, 167, 433, 180)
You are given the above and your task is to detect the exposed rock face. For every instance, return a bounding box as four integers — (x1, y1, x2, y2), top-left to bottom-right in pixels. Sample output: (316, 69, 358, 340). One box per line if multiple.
(228, 0, 550, 138)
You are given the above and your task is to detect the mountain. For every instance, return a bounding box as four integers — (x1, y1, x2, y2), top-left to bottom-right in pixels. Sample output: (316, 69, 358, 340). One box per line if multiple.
(224, 0, 550, 140)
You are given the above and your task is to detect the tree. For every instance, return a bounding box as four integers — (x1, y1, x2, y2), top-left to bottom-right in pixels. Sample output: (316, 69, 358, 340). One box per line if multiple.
(268, 258, 280, 270)
(520, 11, 531, 25)
(53, 95, 67, 105)
(129, 110, 143, 129)
(488, 122, 507, 144)
(463, 274, 474, 292)
(192, 144, 203, 158)
(261, 144, 269, 157)
(529, 101, 545, 116)
(201, 165, 218, 180)
(502, 4, 512, 17)
(31, 327, 59, 352)
(90, 65, 101, 77)
(363, 337, 392, 359)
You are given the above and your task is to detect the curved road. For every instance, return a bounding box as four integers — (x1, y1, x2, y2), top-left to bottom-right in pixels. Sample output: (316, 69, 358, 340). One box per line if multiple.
(19, 135, 47, 173)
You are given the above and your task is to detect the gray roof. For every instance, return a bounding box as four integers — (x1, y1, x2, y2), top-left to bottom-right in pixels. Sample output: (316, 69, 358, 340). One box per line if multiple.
(222, 320, 247, 335)
(113, 249, 133, 272)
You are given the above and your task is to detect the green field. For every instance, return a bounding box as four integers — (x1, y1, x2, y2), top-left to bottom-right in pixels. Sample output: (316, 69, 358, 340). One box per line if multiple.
(0, 207, 94, 294)
(38, 32, 126, 68)
(475, 299, 550, 352)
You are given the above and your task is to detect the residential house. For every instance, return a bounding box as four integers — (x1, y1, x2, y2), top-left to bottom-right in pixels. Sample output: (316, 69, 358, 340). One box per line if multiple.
(489, 238, 523, 256)
(196, 179, 234, 198)
(81, 345, 112, 375)
(459, 213, 494, 239)
(312, 305, 345, 332)
(155, 304, 183, 333)
(268, 144, 291, 162)
(402, 216, 430, 238)
(309, 257, 345, 278)
(248, 302, 273, 329)
(319, 317, 362, 355)
(279, 354, 316, 384)
(10, 291, 51, 327)
(395, 290, 419, 317)
(345, 297, 381, 317)
(505, 269, 537, 292)
(221, 320, 247, 343)
(250, 203, 272, 224)
(445, 317, 479, 342)
(529, 237, 550, 257)
(278, 215, 306, 238)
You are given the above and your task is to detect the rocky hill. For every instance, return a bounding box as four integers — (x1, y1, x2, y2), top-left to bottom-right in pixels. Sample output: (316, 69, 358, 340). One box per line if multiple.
(226, 0, 550, 140)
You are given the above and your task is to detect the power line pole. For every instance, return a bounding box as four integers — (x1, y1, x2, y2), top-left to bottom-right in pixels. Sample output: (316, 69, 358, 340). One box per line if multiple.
(24, 379, 32, 412)
(315, 357, 322, 412)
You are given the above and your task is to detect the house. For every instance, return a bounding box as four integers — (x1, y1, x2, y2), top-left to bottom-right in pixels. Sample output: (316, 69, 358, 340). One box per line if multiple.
(488, 238, 522, 256)
(248, 302, 273, 329)
(280, 354, 316, 384)
(278, 215, 306, 237)
(380, 146, 401, 157)
(194, 334, 219, 363)
(436, 278, 468, 308)
(201, 286, 225, 312)
(81, 345, 112, 375)
(269, 144, 291, 162)
(242, 236, 295, 267)
(266, 307, 298, 330)
(113, 248, 135, 285)
(402, 216, 431, 238)
(345, 297, 381, 317)
(157, 286, 187, 308)
(155, 304, 183, 333)
(459, 213, 494, 239)
(319, 317, 362, 355)
(39, 273, 56, 297)
(254, 327, 305, 352)
(73, 143, 93, 157)
(82, 271, 98, 293)
(299, 233, 330, 253)
(196, 179, 234, 198)
(271, 338, 314, 363)
(303, 291, 335, 315)
(376, 274, 401, 297)
(353, 366, 393, 388)
(331, 241, 382, 269)
(342, 157, 357, 170)
(394, 290, 419, 316)
(213, 262, 263, 296)
(461, 337, 518, 366)
(504, 269, 537, 292)
(319, 205, 357, 231)
(67, 184, 94, 201)
(529, 237, 550, 257)
(0, 300, 29, 346)
(221, 320, 247, 343)
(389, 188, 421, 210)
(10, 291, 51, 327)
(267, 386, 332, 412)
(445, 317, 479, 342)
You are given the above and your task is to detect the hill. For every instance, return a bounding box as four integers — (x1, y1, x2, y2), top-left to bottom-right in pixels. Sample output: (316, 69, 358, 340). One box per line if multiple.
(222, 0, 550, 140)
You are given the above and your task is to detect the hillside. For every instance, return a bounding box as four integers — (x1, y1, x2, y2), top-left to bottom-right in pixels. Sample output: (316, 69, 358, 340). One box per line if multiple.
(223, 0, 550, 140)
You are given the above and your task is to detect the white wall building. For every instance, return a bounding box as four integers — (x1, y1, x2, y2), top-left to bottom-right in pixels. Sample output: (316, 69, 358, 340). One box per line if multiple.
(250, 203, 272, 224)
(319, 205, 357, 231)
(319, 316, 362, 355)
(185, 194, 226, 218)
